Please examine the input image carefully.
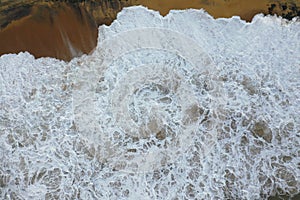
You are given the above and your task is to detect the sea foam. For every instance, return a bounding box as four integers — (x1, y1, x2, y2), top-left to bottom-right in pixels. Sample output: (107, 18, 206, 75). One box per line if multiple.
(0, 6, 299, 199)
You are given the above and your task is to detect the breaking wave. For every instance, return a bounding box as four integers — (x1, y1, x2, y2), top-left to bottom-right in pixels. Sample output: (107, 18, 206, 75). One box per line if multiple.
(0, 6, 299, 199)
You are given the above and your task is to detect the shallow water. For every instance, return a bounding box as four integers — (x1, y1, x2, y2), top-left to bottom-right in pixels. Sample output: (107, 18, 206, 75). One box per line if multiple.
(0, 2, 97, 61)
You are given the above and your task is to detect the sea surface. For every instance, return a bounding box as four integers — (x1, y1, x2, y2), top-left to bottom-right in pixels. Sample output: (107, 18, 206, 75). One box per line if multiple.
(0, 6, 300, 200)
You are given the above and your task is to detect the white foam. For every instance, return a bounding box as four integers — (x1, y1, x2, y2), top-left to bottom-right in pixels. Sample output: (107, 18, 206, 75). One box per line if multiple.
(0, 6, 299, 199)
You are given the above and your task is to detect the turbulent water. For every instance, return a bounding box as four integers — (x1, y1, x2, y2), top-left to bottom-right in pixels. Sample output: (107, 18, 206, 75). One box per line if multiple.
(0, 6, 300, 199)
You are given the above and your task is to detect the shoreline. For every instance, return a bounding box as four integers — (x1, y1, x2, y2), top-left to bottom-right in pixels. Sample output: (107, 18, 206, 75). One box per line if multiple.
(0, 0, 299, 60)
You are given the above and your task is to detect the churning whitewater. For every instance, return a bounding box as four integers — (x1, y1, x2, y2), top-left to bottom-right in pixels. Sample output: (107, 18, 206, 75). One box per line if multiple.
(0, 6, 299, 199)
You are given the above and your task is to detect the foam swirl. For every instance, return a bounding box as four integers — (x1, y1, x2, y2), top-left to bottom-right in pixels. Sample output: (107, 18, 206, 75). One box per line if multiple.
(73, 28, 220, 173)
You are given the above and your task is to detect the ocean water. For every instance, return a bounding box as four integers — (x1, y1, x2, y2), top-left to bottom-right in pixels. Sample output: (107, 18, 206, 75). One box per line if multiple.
(0, 6, 299, 199)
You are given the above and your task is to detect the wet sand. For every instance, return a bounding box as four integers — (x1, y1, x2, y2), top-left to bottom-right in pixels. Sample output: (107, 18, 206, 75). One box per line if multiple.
(0, 3, 97, 60)
(0, 0, 299, 60)
(141, 0, 299, 20)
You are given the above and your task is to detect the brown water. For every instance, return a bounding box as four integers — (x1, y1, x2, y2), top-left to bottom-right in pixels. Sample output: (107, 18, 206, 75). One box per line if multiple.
(0, 3, 97, 60)
(0, 0, 299, 60)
